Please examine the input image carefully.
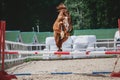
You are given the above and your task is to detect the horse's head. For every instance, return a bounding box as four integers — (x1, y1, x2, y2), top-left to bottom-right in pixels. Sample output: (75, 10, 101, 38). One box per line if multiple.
(57, 3, 67, 10)
(56, 3, 68, 16)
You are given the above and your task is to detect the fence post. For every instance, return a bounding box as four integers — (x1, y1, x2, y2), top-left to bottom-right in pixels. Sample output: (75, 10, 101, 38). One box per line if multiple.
(0, 21, 17, 80)
(0, 21, 6, 71)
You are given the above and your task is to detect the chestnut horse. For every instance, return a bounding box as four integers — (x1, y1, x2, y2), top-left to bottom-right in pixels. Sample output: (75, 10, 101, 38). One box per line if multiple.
(53, 3, 72, 51)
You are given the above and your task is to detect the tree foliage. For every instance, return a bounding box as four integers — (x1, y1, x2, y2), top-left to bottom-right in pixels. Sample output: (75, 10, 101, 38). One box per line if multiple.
(1, 0, 64, 31)
(64, 0, 120, 29)
(0, 0, 120, 31)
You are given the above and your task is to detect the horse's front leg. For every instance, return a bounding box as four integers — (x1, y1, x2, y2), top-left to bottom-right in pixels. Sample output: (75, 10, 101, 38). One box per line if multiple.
(60, 25, 65, 39)
(60, 31, 64, 39)
(54, 31, 62, 51)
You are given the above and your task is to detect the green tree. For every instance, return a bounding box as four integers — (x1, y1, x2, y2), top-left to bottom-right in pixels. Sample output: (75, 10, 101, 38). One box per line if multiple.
(64, 0, 120, 30)
(64, 0, 91, 29)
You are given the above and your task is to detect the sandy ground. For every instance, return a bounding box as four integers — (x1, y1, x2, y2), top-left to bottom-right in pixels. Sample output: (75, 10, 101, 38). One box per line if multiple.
(6, 58, 120, 80)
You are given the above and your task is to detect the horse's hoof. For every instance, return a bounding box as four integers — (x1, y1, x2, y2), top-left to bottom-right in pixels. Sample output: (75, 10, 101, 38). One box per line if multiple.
(57, 49, 62, 52)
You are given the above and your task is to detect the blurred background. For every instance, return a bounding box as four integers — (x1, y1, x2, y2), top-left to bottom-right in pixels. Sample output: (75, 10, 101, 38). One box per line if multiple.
(0, 0, 120, 32)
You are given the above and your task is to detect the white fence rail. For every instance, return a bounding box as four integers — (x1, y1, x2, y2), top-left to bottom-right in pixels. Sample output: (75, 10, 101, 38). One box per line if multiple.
(0, 39, 119, 69)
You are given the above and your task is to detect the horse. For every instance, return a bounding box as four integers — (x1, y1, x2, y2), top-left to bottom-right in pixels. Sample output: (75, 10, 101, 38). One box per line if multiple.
(53, 3, 72, 51)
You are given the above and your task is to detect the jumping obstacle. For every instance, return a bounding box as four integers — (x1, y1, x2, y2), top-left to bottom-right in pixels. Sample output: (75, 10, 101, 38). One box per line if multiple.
(0, 21, 120, 78)
(105, 19, 120, 77)
(51, 72, 72, 75)
(13, 72, 73, 76)
(105, 51, 120, 54)
(92, 71, 112, 74)
(111, 72, 120, 77)
(54, 51, 70, 55)
(0, 21, 17, 80)
(52, 41, 119, 76)
(104, 50, 120, 77)
(54, 51, 70, 57)
(14, 73, 31, 76)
